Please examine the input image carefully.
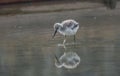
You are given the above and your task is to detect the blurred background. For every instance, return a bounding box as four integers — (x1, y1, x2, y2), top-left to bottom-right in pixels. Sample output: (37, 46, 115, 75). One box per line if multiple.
(0, 0, 119, 8)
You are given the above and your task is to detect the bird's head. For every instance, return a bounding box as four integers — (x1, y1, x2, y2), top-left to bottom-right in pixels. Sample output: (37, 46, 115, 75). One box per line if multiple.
(52, 23, 62, 38)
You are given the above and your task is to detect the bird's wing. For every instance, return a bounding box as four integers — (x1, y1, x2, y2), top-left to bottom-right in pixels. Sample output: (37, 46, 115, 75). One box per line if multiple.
(62, 20, 74, 28)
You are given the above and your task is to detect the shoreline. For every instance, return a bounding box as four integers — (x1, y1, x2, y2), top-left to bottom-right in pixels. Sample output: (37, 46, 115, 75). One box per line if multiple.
(0, 1, 120, 16)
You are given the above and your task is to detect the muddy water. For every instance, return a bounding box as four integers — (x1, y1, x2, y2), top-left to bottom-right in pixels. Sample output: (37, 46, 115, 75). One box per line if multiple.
(0, 8, 120, 76)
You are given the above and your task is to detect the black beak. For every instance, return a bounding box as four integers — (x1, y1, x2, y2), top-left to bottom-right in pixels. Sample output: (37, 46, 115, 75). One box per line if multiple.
(52, 28, 58, 39)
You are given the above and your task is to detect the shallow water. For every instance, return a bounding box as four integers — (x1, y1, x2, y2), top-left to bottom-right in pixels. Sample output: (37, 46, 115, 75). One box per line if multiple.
(0, 8, 120, 76)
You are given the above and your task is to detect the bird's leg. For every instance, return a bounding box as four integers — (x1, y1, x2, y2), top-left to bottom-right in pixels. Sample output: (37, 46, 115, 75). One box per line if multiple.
(63, 35, 66, 44)
(74, 35, 76, 43)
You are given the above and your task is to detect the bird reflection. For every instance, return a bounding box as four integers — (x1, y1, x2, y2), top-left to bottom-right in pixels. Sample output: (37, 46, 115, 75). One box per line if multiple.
(55, 51, 80, 69)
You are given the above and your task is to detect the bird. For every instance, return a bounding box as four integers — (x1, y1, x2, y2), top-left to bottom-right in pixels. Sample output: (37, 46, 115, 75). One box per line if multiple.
(52, 19, 79, 44)
(54, 52, 80, 69)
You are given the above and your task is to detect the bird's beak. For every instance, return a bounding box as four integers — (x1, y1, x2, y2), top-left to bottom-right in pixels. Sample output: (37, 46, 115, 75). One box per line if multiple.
(52, 28, 58, 39)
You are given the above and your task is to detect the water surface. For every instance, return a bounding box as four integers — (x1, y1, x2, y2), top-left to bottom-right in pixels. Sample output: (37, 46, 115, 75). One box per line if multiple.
(0, 8, 120, 76)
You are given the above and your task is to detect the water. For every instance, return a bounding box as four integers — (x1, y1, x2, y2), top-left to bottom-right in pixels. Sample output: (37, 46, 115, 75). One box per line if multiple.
(0, 8, 120, 76)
